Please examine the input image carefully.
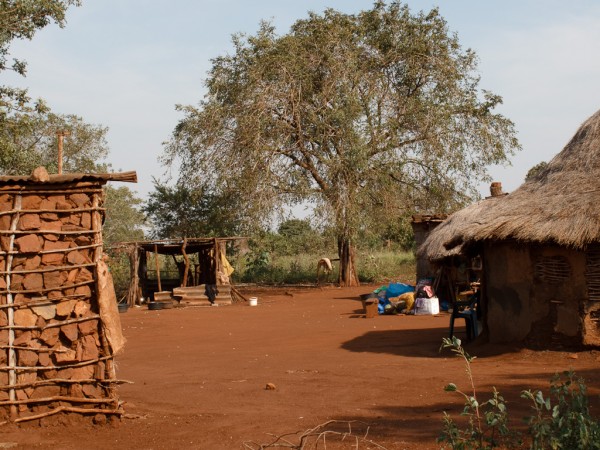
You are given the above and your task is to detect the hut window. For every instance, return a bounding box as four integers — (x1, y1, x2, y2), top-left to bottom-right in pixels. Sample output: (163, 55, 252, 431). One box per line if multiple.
(534, 256, 571, 284)
(586, 246, 600, 301)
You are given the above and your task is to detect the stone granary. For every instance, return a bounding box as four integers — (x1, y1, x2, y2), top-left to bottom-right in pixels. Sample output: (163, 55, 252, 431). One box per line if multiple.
(0, 168, 136, 424)
(419, 109, 600, 347)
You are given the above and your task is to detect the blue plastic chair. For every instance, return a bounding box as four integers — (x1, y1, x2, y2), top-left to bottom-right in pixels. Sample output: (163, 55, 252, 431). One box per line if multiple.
(449, 294, 479, 341)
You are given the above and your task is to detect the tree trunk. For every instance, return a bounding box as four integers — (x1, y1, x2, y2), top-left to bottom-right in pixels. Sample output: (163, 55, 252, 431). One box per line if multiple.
(337, 235, 360, 287)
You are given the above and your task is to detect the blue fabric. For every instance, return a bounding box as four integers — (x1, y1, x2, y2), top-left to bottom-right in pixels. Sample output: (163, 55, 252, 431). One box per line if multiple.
(385, 282, 414, 299)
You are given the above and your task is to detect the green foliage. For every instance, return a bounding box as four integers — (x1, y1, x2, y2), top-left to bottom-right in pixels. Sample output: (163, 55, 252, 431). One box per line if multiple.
(439, 337, 518, 449)
(0, 1, 81, 119)
(163, 1, 520, 285)
(0, 111, 110, 175)
(103, 186, 145, 246)
(522, 371, 600, 450)
(440, 339, 600, 450)
(143, 179, 242, 239)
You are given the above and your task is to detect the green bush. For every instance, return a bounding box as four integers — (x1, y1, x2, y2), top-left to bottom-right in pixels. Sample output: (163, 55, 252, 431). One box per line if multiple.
(522, 371, 600, 450)
(439, 337, 600, 450)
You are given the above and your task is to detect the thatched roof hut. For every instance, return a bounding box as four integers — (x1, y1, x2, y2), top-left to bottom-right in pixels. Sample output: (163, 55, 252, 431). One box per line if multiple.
(429, 108, 600, 256)
(420, 108, 600, 346)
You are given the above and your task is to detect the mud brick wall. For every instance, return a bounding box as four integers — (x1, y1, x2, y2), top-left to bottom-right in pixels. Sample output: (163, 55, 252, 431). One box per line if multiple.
(0, 184, 121, 424)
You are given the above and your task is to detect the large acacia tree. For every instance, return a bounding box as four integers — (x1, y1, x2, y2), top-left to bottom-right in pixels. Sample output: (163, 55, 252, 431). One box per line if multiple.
(163, 2, 519, 286)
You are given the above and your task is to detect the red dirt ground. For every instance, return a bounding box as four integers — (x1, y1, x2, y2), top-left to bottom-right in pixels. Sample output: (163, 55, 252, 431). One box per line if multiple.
(2, 285, 600, 449)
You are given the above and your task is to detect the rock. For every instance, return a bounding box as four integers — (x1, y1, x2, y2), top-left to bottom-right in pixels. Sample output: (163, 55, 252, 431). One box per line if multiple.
(30, 385, 61, 399)
(67, 251, 87, 265)
(14, 308, 37, 327)
(32, 304, 56, 320)
(0, 309, 6, 326)
(83, 384, 101, 398)
(40, 327, 60, 347)
(265, 382, 276, 390)
(18, 349, 39, 367)
(31, 167, 49, 182)
(78, 319, 98, 336)
(75, 268, 93, 283)
(13, 331, 32, 346)
(24, 255, 41, 270)
(0, 213, 11, 231)
(23, 273, 43, 291)
(21, 194, 42, 209)
(18, 214, 41, 230)
(54, 346, 77, 364)
(38, 351, 52, 367)
(15, 234, 42, 253)
(42, 269, 62, 290)
(93, 413, 107, 425)
(71, 365, 94, 380)
(74, 301, 90, 317)
(80, 212, 91, 229)
(56, 300, 77, 317)
(75, 285, 92, 298)
(48, 290, 63, 301)
(79, 334, 99, 361)
(69, 383, 84, 397)
(61, 323, 78, 342)
(69, 193, 90, 208)
(56, 200, 71, 210)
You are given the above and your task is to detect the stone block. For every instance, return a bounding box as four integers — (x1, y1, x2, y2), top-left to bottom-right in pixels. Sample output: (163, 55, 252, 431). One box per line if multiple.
(79, 334, 99, 361)
(40, 327, 60, 347)
(42, 269, 62, 290)
(30, 385, 61, 399)
(69, 193, 91, 208)
(16, 234, 42, 253)
(56, 300, 77, 317)
(80, 212, 91, 229)
(71, 365, 94, 381)
(14, 308, 37, 327)
(13, 330, 32, 346)
(21, 195, 42, 209)
(32, 304, 56, 320)
(56, 200, 71, 210)
(74, 301, 90, 317)
(82, 383, 101, 398)
(67, 251, 87, 265)
(24, 255, 41, 270)
(0, 309, 6, 327)
(38, 350, 52, 366)
(75, 285, 92, 298)
(54, 345, 77, 364)
(19, 214, 41, 230)
(61, 323, 78, 342)
(23, 273, 43, 291)
(78, 319, 98, 336)
(18, 349, 39, 366)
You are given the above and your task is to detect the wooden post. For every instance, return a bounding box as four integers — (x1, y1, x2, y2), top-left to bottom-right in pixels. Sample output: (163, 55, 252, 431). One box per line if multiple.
(181, 238, 190, 288)
(56, 130, 71, 175)
(154, 244, 162, 292)
(6, 194, 22, 420)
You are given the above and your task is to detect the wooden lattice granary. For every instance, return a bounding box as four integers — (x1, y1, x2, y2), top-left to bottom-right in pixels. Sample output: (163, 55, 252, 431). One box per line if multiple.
(0, 168, 136, 424)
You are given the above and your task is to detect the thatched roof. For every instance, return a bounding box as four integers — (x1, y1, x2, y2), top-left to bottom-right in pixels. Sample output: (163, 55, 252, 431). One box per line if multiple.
(0, 171, 137, 187)
(420, 108, 600, 261)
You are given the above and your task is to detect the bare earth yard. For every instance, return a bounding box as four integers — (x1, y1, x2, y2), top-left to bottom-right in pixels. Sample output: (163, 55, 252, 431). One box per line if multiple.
(3, 285, 600, 449)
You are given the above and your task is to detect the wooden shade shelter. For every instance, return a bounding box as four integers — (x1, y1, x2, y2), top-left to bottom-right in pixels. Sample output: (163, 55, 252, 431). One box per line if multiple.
(115, 237, 242, 307)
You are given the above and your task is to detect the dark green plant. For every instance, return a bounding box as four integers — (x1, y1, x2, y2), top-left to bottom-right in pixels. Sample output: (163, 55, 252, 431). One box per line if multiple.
(522, 370, 600, 450)
(439, 337, 518, 449)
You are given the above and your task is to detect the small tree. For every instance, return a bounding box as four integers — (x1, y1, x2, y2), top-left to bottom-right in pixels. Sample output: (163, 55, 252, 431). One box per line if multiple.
(163, 1, 519, 286)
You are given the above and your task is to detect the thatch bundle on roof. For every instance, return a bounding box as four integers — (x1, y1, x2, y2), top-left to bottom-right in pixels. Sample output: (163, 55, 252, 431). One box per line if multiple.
(422, 108, 600, 261)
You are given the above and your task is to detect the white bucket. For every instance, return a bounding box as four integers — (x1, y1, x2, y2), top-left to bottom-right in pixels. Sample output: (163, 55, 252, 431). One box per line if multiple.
(248, 297, 258, 306)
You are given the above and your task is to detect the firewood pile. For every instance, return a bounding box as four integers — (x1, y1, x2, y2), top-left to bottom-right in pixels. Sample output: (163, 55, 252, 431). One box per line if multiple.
(0, 168, 136, 425)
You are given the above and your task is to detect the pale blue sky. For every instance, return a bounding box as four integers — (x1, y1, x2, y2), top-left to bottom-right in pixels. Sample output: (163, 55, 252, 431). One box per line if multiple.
(4, 1, 600, 203)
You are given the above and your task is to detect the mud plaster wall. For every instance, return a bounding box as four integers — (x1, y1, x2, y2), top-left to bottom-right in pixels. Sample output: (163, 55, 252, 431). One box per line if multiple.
(484, 241, 586, 344)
